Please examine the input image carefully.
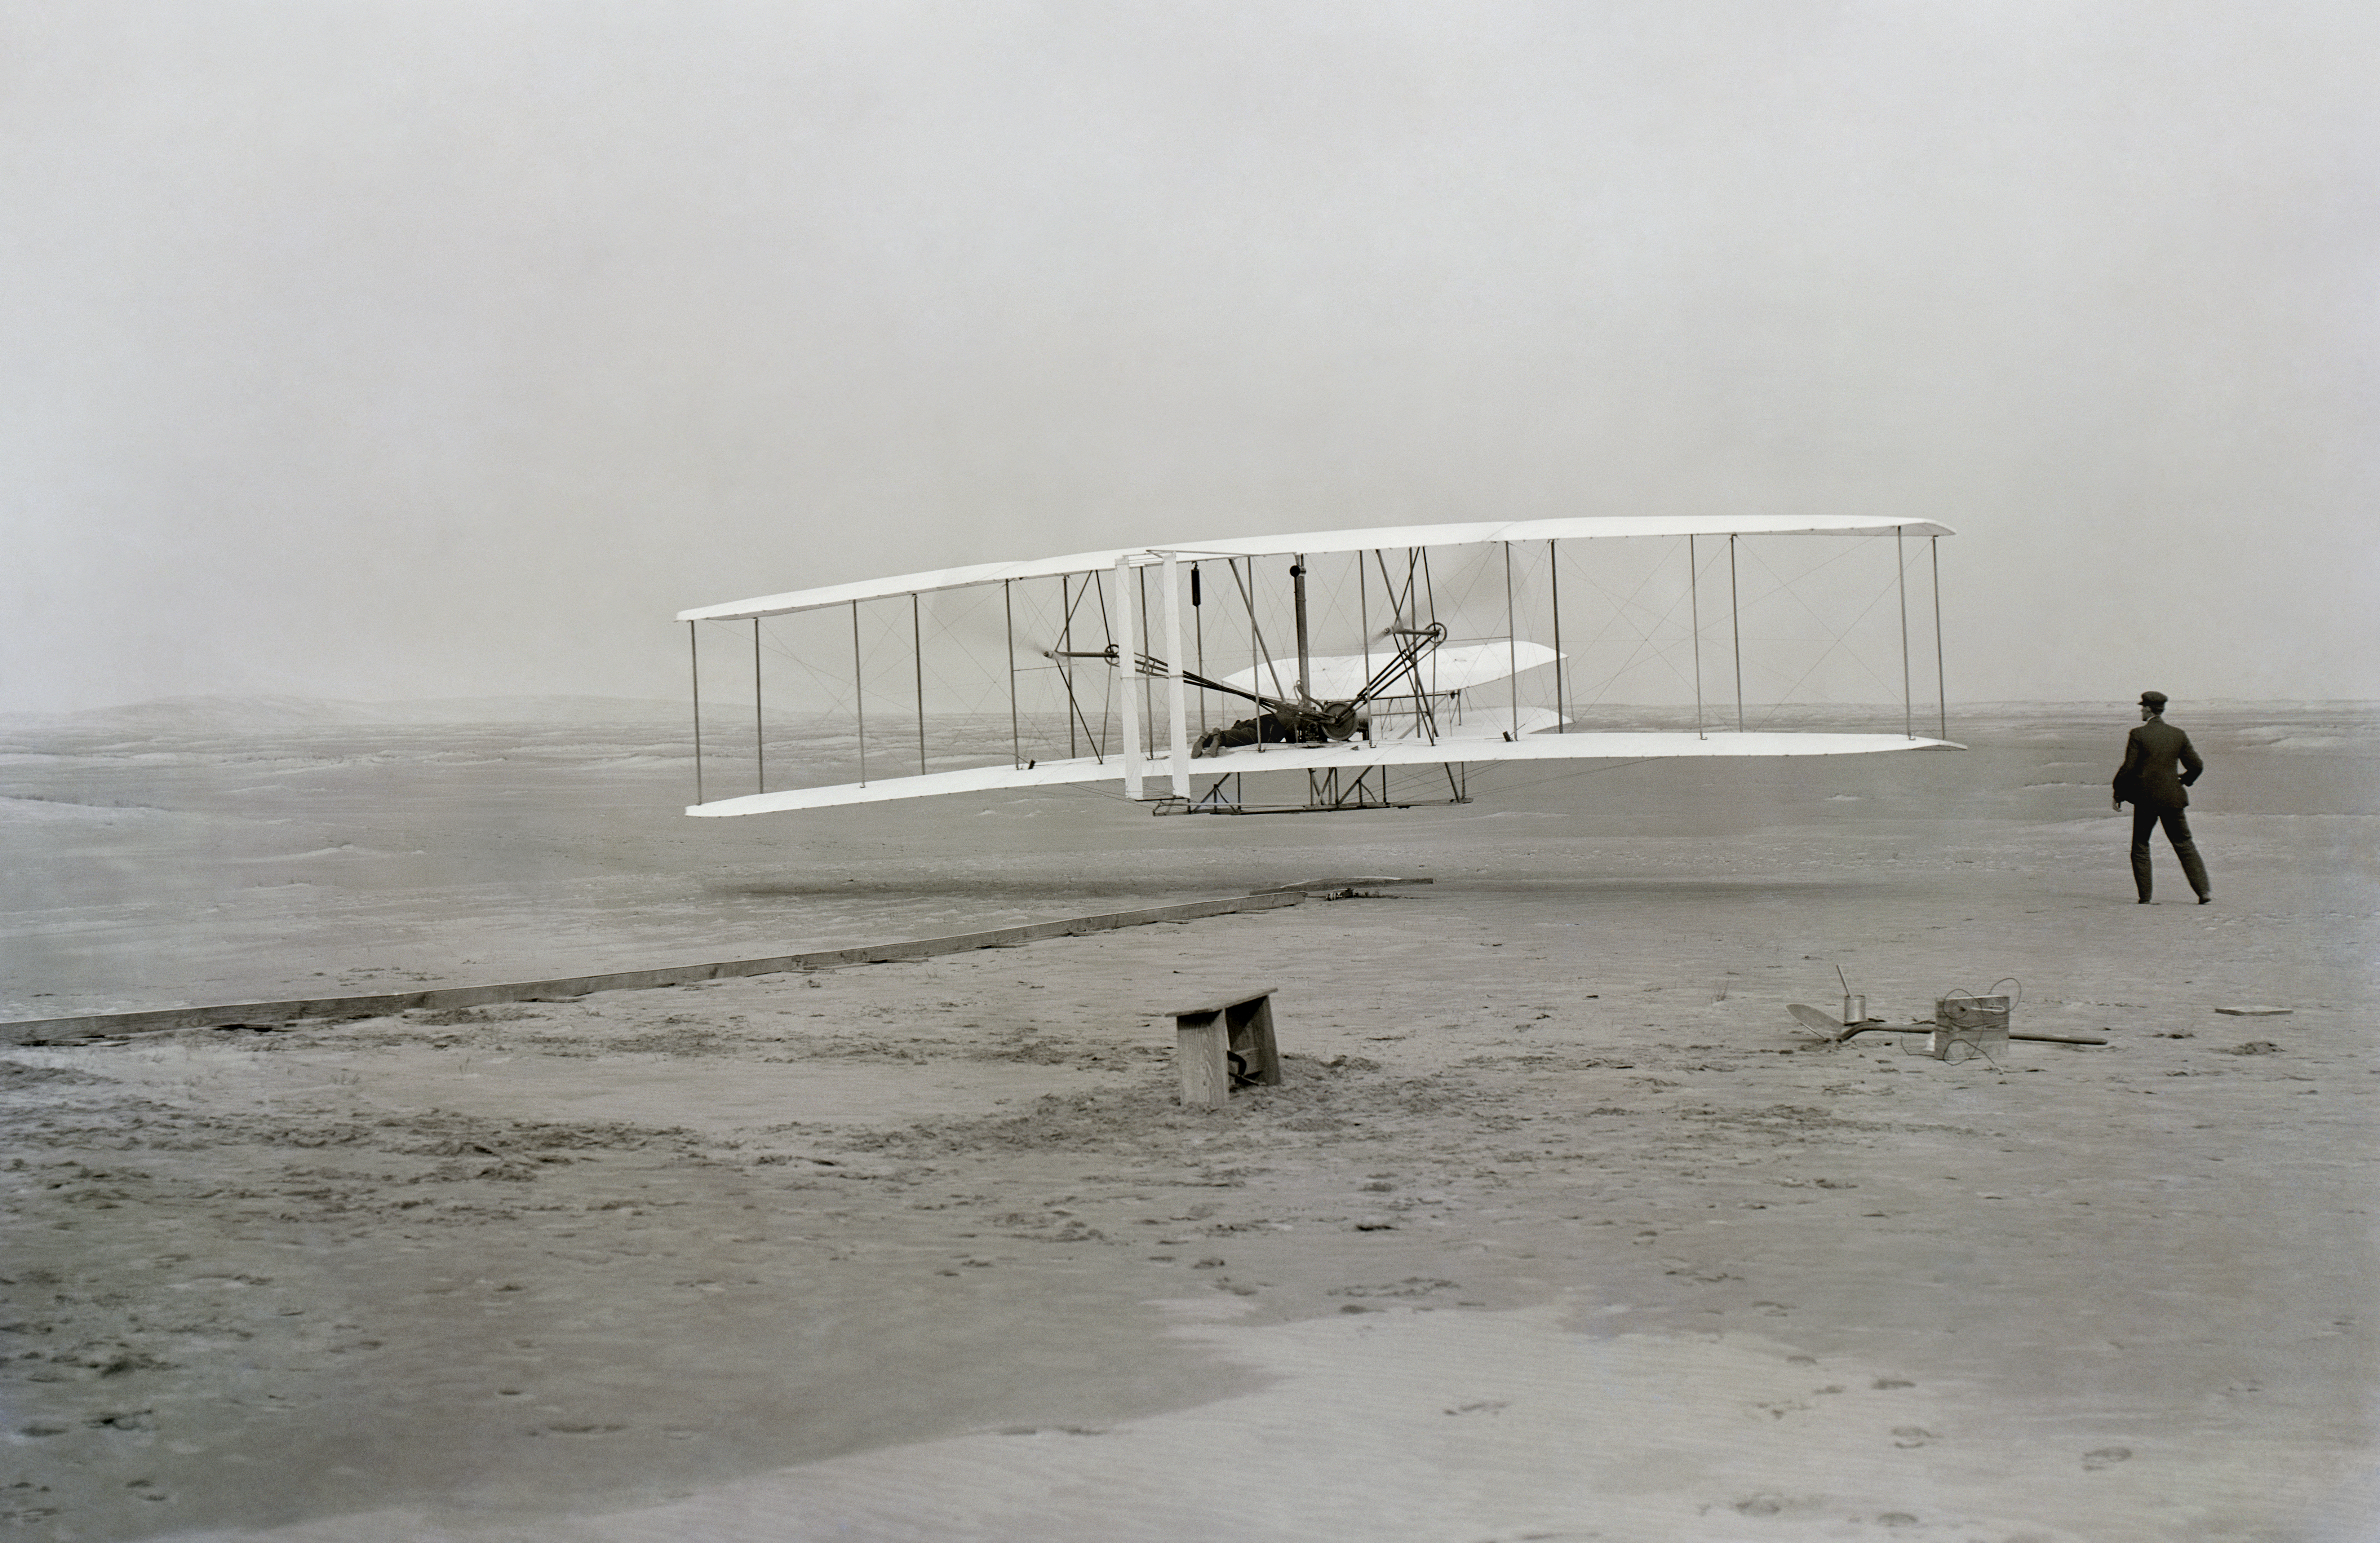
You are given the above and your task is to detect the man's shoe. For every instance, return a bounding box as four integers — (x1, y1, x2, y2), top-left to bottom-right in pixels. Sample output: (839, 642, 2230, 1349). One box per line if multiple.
(2197, 895, 2213, 905)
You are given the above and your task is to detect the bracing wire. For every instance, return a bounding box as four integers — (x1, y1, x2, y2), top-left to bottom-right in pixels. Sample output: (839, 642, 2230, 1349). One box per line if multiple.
(1742, 588, 1905, 727)
(1563, 542, 1704, 714)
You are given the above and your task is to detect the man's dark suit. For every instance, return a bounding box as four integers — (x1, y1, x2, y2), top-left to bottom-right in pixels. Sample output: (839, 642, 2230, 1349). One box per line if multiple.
(2114, 717, 2210, 901)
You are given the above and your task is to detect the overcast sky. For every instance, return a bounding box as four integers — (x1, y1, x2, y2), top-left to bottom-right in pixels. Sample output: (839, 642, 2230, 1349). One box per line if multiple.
(5, 0, 2374, 714)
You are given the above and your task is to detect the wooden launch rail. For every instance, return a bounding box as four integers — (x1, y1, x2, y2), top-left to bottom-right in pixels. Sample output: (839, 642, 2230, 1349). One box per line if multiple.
(0, 889, 1307, 1046)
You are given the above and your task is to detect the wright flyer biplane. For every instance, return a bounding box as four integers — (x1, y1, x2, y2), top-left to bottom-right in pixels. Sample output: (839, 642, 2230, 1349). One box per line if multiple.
(677, 515, 1961, 818)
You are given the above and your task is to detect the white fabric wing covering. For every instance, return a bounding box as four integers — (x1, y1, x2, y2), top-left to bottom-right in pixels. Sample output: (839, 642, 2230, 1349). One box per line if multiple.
(676, 513, 1955, 622)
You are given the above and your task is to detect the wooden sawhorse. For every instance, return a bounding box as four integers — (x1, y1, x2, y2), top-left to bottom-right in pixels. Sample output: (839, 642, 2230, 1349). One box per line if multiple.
(1165, 989, 1281, 1109)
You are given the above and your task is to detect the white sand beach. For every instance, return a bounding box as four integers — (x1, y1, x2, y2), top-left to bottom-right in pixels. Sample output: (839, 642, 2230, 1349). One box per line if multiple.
(2, 704, 2374, 1542)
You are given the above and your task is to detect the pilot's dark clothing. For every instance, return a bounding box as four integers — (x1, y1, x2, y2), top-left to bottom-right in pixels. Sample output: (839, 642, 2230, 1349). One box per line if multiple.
(2114, 717, 2210, 902)
(1199, 712, 1312, 751)
(1192, 703, 1360, 757)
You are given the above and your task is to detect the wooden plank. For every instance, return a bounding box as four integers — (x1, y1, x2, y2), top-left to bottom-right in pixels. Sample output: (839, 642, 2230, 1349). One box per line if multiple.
(1, 890, 1306, 1045)
(1178, 1017, 1232, 1110)
(1159, 987, 1277, 1020)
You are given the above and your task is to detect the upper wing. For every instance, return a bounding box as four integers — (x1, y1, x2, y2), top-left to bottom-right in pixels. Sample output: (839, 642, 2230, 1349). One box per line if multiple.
(676, 514, 1956, 622)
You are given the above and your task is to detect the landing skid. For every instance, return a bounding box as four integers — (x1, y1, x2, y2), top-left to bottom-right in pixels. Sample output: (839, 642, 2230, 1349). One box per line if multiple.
(1152, 763, 1471, 816)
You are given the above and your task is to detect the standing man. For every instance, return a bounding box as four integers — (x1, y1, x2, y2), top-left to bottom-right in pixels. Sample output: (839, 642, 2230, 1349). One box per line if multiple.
(2113, 691, 2212, 904)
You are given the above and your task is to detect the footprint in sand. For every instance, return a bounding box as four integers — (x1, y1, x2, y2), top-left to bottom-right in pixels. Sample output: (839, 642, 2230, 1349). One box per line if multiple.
(2082, 1446, 2133, 1470)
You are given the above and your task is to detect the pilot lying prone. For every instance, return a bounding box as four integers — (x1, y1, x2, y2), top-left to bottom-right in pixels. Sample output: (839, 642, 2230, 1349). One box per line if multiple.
(1192, 700, 1366, 757)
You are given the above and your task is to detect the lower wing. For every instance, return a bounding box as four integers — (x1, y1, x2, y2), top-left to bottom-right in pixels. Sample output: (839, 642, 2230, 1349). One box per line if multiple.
(688, 731, 1965, 816)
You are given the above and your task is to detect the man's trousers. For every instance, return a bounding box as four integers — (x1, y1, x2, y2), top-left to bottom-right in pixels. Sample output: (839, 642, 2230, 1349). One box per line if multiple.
(2131, 804, 2211, 902)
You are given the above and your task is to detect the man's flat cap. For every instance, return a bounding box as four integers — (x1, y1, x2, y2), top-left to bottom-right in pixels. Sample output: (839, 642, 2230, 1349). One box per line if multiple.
(2139, 690, 2169, 707)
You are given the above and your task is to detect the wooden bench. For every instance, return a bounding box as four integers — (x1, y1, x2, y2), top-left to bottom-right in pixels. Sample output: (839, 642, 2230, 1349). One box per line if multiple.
(1164, 988, 1281, 1109)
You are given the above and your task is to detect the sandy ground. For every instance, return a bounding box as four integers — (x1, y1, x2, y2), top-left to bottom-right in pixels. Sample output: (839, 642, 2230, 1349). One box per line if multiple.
(3, 706, 2375, 1542)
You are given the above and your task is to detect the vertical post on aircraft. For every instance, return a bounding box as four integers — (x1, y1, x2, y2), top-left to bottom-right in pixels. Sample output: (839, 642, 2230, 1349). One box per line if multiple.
(1117, 554, 1143, 799)
(1406, 547, 1437, 746)
(912, 593, 927, 776)
(1503, 542, 1519, 734)
(1729, 535, 1744, 733)
(1192, 565, 1206, 735)
(1059, 575, 1077, 761)
(1291, 554, 1311, 702)
(1161, 552, 1190, 797)
(688, 622, 704, 805)
(753, 618, 765, 795)
(1548, 539, 1564, 733)
(1897, 525, 1913, 739)
(1358, 551, 1371, 700)
(851, 600, 867, 787)
(1003, 579, 1020, 768)
(1142, 566, 1161, 757)
(1688, 536, 1704, 740)
(1932, 536, 1947, 741)
(1244, 558, 1263, 755)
